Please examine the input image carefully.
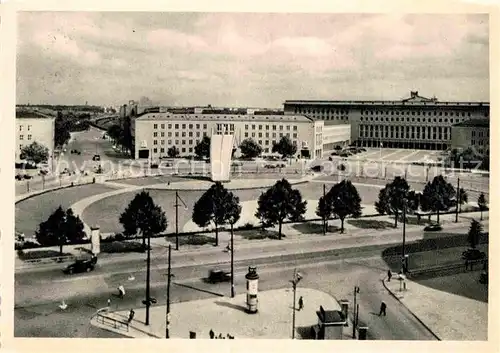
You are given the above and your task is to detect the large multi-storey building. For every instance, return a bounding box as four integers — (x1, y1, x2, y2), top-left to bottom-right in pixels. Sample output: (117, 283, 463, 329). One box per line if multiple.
(15, 110, 56, 164)
(284, 91, 490, 151)
(134, 112, 324, 160)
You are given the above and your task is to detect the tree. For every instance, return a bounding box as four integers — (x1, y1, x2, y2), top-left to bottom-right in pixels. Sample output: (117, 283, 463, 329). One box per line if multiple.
(192, 182, 241, 246)
(316, 194, 334, 234)
(239, 138, 263, 159)
(20, 141, 49, 165)
(255, 179, 307, 239)
(458, 188, 468, 212)
(167, 146, 180, 158)
(119, 191, 168, 248)
(35, 207, 86, 254)
(477, 193, 488, 221)
(467, 219, 483, 249)
(194, 136, 211, 159)
(55, 111, 71, 148)
(374, 177, 416, 227)
(326, 180, 362, 233)
(420, 175, 456, 224)
(272, 136, 297, 158)
(107, 124, 123, 144)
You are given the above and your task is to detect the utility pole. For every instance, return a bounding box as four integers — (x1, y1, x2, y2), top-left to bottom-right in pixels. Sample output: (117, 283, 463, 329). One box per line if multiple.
(402, 200, 407, 273)
(455, 178, 460, 223)
(230, 222, 235, 298)
(145, 232, 151, 325)
(165, 244, 172, 338)
(290, 269, 302, 339)
(323, 183, 326, 235)
(352, 285, 360, 338)
(174, 191, 187, 251)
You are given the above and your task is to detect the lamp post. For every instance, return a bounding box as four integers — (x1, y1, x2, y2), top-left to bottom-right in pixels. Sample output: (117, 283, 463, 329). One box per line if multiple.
(322, 183, 326, 235)
(455, 178, 460, 223)
(230, 222, 235, 298)
(402, 199, 407, 274)
(145, 231, 152, 326)
(174, 190, 187, 250)
(352, 285, 360, 338)
(290, 269, 302, 339)
(165, 244, 173, 338)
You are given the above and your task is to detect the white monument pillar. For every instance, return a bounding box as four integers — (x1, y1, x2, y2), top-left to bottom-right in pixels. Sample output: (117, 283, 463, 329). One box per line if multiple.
(90, 225, 101, 255)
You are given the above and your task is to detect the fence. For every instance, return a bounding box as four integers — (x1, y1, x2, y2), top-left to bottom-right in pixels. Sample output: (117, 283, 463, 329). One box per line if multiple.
(95, 310, 129, 332)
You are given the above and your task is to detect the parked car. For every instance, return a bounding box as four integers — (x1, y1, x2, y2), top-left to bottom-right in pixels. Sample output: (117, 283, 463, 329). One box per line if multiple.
(264, 164, 277, 169)
(207, 269, 231, 284)
(39, 169, 49, 176)
(424, 223, 442, 232)
(23, 174, 32, 180)
(15, 174, 24, 181)
(462, 248, 486, 261)
(92, 154, 101, 161)
(63, 256, 98, 275)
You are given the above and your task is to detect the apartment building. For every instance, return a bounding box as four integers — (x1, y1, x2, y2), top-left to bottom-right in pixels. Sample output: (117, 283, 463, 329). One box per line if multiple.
(134, 112, 324, 160)
(16, 110, 55, 164)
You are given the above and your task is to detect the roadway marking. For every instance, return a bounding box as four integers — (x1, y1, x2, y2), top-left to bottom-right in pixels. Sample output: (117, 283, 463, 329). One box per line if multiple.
(397, 150, 421, 162)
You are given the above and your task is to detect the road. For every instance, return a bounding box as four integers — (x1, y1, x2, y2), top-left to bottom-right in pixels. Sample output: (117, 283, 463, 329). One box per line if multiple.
(15, 237, 486, 339)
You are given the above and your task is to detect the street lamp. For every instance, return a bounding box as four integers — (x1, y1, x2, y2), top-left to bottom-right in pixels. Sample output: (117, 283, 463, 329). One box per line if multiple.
(352, 285, 360, 338)
(402, 198, 407, 274)
(174, 190, 188, 251)
(290, 269, 303, 339)
(165, 244, 174, 338)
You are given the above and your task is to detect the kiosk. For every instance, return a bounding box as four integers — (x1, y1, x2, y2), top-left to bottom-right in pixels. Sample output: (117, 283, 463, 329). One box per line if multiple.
(245, 266, 259, 314)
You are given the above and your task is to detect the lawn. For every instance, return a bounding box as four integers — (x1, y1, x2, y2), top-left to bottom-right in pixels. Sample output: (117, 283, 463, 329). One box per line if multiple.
(81, 182, 379, 236)
(291, 222, 340, 235)
(15, 184, 116, 237)
(347, 219, 395, 230)
(235, 229, 281, 240)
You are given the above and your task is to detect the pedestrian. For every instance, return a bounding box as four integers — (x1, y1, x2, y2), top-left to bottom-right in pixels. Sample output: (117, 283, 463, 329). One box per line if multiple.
(387, 270, 392, 282)
(379, 301, 387, 316)
(118, 285, 125, 299)
(107, 299, 111, 307)
(128, 309, 135, 323)
(298, 296, 304, 311)
(209, 329, 215, 339)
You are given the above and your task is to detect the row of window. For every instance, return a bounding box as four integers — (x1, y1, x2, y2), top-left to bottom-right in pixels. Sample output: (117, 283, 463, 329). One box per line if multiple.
(360, 116, 465, 124)
(244, 132, 298, 139)
(294, 108, 349, 115)
(18, 125, 32, 131)
(471, 130, 489, 138)
(471, 139, 487, 146)
(18, 134, 32, 140)
(153, 131, 208, 138)
(153, 123, 209, 130)
(359, 125, 451, 141)
(361, 110, 476, 117)
(244, 124, 298, 131)
(152, 146, 279, 155)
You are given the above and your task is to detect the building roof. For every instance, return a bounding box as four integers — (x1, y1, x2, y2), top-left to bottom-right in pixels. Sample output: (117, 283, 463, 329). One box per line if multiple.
(136, 112, 314, 123)
(16, 110, 55, 119)
(453, 117, 490, 128)
(284, 91, 489, 108)
(316, 309, 345, 324)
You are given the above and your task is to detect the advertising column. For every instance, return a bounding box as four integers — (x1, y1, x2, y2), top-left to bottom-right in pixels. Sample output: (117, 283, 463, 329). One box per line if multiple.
(245, 266, 259, 314)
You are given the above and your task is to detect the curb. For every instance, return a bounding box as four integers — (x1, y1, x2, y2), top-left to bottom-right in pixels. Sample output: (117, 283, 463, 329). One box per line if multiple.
(381, 279, 441, 341)
(15, 180, 95, 204)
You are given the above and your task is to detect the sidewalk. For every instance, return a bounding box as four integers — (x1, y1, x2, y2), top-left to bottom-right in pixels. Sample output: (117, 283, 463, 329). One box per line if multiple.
(382, 271, 488, 340)
(90, 288, 354, 339)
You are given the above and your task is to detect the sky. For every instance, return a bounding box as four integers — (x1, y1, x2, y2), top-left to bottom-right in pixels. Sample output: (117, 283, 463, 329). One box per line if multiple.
(16, 12, 489, 108)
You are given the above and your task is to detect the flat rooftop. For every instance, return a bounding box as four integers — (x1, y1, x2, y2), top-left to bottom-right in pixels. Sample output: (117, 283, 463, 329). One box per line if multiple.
(136, 112, 314, 123)
(284, 100, 489, 108)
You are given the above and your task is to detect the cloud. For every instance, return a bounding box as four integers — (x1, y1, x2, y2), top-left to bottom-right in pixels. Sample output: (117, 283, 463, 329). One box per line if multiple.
(16, 12, 489, 106)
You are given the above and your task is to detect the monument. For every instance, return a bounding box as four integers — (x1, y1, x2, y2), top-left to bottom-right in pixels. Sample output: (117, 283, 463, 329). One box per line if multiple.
(210, 125, 235, 182)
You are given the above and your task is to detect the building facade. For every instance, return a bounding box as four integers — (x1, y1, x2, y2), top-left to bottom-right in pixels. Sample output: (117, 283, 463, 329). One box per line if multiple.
(134, 112, 324, 160)
(16, 110, 55, 164)
(284, 91, 489, 151)
(451, 118, 490, 155)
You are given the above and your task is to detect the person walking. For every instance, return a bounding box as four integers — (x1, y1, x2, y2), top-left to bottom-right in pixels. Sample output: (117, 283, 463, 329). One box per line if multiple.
(127, 309, 135, 323)
(298, 296, 304, 311)
(107, 299, 111, 307)
(387, 270, 392, 282)
(379, 301, 387, 316)
(118, 285, 125, 299)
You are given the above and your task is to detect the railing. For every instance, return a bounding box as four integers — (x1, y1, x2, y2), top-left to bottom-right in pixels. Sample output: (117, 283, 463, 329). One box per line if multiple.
(95, 310, 129, 332)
